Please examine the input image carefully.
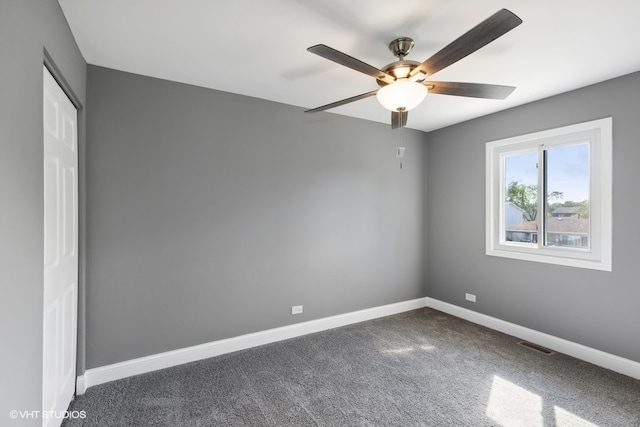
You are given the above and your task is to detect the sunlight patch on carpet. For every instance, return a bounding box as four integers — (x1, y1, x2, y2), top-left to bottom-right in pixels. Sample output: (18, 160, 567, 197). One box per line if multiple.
(554, 406, 599, 427)
(380, 344, 435, 354)
(486, 375, 543, 427)
(381, 347, 414, 354)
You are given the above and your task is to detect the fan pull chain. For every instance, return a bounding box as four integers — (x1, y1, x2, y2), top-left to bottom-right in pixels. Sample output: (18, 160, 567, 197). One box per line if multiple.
(399, 126, 404, 169)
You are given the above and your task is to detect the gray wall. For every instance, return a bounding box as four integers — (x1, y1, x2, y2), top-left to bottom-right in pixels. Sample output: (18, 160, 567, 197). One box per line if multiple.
(0, 0, 86, 423)
(427, 71, 640, 363)
(85, 66, 428, 368)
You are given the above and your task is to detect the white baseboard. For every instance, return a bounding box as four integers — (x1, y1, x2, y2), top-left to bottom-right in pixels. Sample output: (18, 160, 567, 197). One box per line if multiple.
(76, 297, 428, 394)
(77, 296, 640, 394)
(425, 297, 640, 380)
(76, 375, 86, 395)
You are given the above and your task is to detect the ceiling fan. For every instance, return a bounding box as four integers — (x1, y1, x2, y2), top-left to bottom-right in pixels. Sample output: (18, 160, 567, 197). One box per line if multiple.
(305, 9, 523, 129)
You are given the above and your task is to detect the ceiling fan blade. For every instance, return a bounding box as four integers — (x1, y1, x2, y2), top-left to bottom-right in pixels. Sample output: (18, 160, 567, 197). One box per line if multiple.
(305, 90, 378, 113)
(308, 44, 396, 85)
(411, 9, 522, 78)
(391, 109, 408, 129)
(425, 81, 516, 99)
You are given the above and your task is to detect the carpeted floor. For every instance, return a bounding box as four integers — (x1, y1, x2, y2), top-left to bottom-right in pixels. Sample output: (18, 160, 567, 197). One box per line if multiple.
(63, 308, 640, 426)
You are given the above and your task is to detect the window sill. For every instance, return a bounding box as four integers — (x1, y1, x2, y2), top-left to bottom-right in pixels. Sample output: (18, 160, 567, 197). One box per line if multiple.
(486, 246, 611, 271)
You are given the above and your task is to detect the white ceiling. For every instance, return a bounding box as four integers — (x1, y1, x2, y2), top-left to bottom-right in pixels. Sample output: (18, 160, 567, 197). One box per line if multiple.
(58, 0, 640, 132)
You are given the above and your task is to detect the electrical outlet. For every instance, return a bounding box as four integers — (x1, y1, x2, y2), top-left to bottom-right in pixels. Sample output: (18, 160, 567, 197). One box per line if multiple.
(291, 305, 303, 315)
(396, 147, 406, 157)
(465, 293, 476, 303)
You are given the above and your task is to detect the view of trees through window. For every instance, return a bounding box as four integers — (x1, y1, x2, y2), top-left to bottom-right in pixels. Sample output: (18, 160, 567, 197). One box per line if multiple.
(503, 143, 590, 248)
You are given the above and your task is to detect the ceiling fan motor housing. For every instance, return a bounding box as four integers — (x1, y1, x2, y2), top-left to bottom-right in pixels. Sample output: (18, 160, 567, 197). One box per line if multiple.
(377, 37, 422, 86)
(378, 60, 421, 86)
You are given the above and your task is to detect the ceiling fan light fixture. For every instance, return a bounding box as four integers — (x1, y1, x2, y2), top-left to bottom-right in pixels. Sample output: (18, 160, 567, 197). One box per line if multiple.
(376, 80, 427, 112)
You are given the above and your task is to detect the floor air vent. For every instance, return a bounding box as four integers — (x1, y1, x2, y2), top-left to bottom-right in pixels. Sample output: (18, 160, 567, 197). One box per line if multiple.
(517, 341, 555, 355)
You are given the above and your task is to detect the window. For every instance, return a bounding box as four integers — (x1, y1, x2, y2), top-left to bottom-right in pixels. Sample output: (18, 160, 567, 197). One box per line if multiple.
(486, 118, 612, 271)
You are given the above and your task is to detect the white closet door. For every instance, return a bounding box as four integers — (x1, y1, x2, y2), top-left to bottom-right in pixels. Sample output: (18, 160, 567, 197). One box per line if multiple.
(43, 65, 78, 427)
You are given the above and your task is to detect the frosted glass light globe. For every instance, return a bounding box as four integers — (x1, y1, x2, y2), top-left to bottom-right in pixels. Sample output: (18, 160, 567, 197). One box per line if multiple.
(376, 80, 427, 111)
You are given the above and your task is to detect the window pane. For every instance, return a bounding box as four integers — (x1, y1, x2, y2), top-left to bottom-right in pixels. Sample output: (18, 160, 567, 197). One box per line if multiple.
(544, 143, 590, 248)
(504, 151, 537, 243)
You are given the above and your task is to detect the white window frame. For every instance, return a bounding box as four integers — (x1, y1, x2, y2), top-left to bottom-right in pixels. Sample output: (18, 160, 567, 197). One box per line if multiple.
(486, 117, 612, 271)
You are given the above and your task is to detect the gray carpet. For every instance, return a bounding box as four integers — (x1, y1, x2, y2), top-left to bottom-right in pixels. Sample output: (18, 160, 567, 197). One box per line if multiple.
(63, 308, 640, 426)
